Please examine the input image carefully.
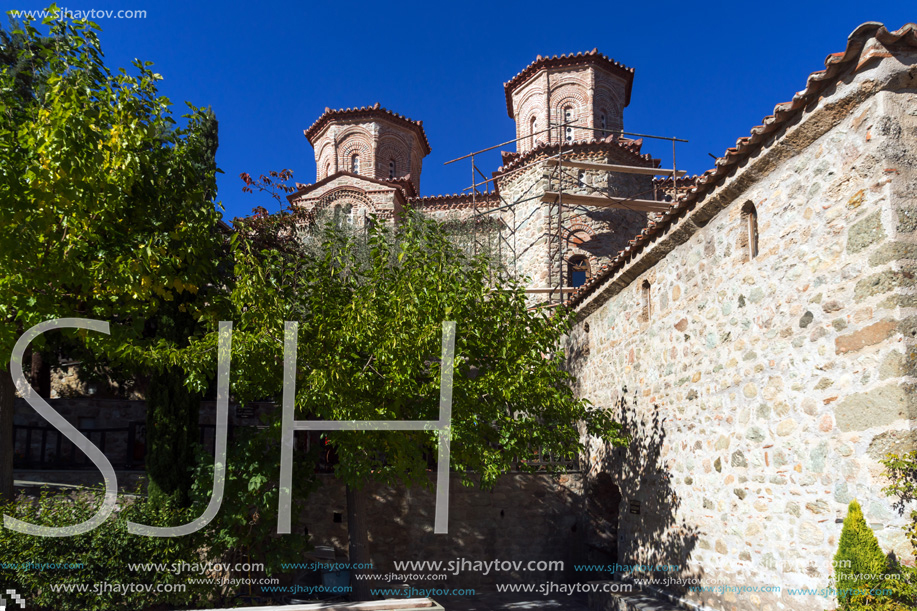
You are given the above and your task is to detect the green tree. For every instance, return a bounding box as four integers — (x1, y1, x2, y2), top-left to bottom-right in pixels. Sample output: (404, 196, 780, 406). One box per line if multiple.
(882, 450, 917, 551)
(875, 451, 917, 610)
(176, 191, 626, 599)
(0, 14, 54, 103)
(833, 499, 888, 609)
(143, 105, 220, 507)
(188, 423, 316, 600)
(0, 9, 224, 501)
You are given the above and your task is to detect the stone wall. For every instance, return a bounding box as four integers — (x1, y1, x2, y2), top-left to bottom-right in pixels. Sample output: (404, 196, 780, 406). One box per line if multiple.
(12, 398, 271, 469)
(11, 398, 587, 590)
(566, 52, 917, 611)
(299, 473, 585, 589)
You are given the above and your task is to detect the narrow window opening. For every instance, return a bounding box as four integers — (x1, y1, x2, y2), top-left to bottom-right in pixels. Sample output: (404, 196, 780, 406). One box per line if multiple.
(564, 107, 574, 143)
(530, 116, 538, 150)
(641, 280, 651, 322)
(325, 162, 331, 178)
(351, 154, 360, 175)
(599, 112, 607, 137)
(389, 159, 396, 179)
(741, 201, 758, 260)
(568, 255, 589, 288)
(577, 170, 586, 188)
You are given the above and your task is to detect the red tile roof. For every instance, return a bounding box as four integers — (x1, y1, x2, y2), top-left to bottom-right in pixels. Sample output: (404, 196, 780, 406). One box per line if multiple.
(303, 102, 432, 156)
(503, 49, 635, 118)
(286, 171, 416, 204)
(565, 21, 917, 312)
(408, 192, 500, 210)
(496, 134, 654, 176)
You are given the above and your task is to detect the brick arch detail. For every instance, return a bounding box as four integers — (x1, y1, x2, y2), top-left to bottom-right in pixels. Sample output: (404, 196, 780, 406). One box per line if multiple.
(514, 87, 545, 148)
(338, 133, 373, 175)
(314, 187, 376, 223)
(316, 141, 335, 179)
(376, 135, 412, 180)
(516, 88, 546, 118)
(551, 85, 589, 141)
(564, 217, 597, 247)
(594, 84, 623, 132)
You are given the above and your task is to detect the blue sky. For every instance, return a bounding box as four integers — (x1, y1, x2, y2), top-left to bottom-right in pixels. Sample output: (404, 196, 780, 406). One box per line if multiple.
(14, 0, 913, 221)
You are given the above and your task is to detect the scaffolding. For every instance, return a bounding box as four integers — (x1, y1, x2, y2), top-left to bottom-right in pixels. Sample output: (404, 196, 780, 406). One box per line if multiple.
(444, 120, 688, 307)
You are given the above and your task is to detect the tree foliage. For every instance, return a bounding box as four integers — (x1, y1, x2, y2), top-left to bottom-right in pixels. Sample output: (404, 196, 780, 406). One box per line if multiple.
(0, 12, 222, 349)
(188, 423, 316, 578)
(0, 9, 225, 499)
(175, 184, 626, 491)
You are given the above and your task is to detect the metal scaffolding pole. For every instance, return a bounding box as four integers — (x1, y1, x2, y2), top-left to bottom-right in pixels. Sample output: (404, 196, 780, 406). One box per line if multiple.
(445, 119, 688, 308)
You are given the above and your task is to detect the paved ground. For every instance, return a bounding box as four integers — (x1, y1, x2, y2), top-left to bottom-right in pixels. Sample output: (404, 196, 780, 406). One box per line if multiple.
(437, 589, 685, 611)
(435, 591, 590, 611)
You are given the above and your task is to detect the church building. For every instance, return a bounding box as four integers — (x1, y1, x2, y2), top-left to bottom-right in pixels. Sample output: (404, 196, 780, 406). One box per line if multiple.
(287, 23, 917, 611)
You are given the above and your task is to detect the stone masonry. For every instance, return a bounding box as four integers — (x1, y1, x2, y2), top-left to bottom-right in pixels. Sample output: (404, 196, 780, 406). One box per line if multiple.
(282, 30, 917, 609)
(564, 23, 917, 611)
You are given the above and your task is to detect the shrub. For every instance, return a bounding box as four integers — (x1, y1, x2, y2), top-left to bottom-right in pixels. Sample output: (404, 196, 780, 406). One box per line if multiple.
(842, 565, 917, 611)
(832, 500, 889, 610)
(188, 422, 317, 585)
(0, 488, 213, 611)
(881, 450, 917, 552)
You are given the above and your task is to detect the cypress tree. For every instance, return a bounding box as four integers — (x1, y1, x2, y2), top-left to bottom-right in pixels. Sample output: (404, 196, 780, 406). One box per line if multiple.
(833, 499, 888, 609)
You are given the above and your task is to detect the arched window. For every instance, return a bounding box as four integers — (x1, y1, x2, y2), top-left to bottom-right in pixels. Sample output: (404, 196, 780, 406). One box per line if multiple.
(599, 112, 607, 137)
(641, 280, 651, 321)
(325, 162, 331, 178)
(530, 116, 538, 150)
(351, 154, 360, 175)
(568, 255, 590, 288)
(389, 159, 396, 179)
(564, 107, 574, 143)
(741, 201, 758, 261)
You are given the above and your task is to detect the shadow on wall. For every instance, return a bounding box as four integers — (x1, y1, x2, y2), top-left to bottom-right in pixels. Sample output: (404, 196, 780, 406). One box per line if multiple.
(583, 386, 704, 595)
(300, 471, 587, 590)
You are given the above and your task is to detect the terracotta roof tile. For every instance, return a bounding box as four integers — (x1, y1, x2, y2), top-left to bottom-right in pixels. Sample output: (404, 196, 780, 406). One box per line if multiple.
(495, 135, 653, 175)
(303, 102, 432, 156)
(503, 49, 634, 118)
(408, 192, 500, 210)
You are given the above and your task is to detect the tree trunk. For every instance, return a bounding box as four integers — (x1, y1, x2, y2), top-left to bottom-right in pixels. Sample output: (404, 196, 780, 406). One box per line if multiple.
(0, 365, 16, 503)
(346, 483, 372, 601)
(145, 368, 199, 507)
(29, 350, 51, 398)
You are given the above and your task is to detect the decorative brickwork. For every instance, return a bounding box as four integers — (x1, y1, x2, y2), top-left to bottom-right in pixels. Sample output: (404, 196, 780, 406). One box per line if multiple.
(505, 51, 632, 152)
(304, 103, 430, 193)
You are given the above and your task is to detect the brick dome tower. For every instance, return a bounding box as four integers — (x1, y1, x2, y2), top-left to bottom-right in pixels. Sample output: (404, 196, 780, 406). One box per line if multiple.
(504, 49, 634, 153)
(304, 103, 431, 193)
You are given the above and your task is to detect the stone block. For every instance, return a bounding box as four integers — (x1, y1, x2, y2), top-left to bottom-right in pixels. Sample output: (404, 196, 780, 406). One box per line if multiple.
(834, 384, 914, 431)
(854, 270, 916, 300)
(834, 319, 896, 353)
(847, 211, 885, 254)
